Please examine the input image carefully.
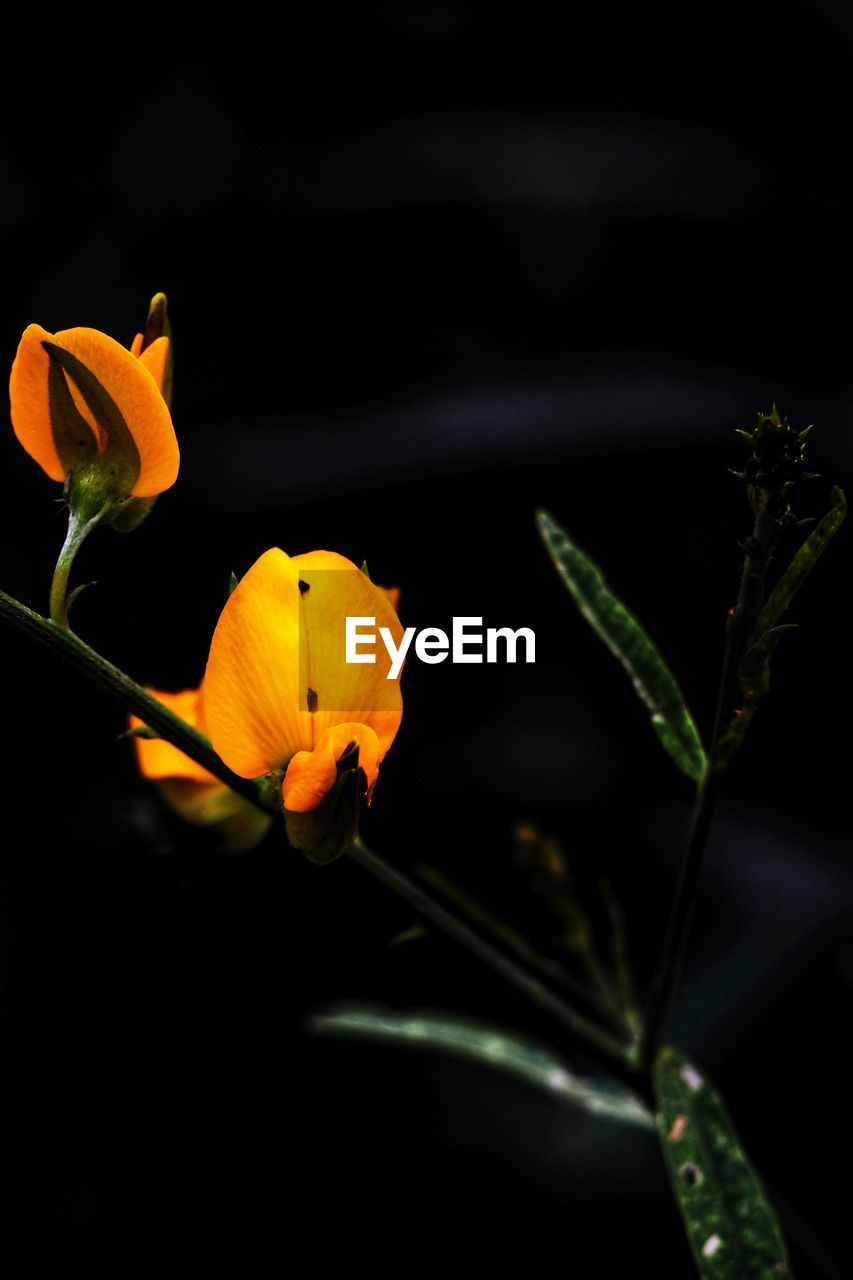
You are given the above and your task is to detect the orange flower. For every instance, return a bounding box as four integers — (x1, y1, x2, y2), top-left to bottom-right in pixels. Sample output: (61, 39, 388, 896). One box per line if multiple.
(9, 307, 178, 503)
(9, 296, 180, 627)
(131, 687, 272, 853)
(203, 549, 403, 855)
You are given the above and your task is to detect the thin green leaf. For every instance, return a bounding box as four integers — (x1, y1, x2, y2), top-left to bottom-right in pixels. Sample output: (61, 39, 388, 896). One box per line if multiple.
(718, 626, 799, 768)
(654, 1047, 790, 1278)
(118, 724, 158, 741)
(537, 510, 707, 782)
(310, 1006, 652, 1129)
(739, 625, 798, 689)
(752, 487, 846, 641)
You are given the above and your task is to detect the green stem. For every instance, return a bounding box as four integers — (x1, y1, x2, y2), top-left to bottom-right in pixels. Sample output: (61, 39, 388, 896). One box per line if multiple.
(640, 507, 776, 1070)
(351, 839, 631, 1067)
(418, 863, 617, 1014)
(600, 879, 640, 1036)
(49, 506, 105, 629)
(0, 584, 634, 1075)
(0, 586, 260, 804)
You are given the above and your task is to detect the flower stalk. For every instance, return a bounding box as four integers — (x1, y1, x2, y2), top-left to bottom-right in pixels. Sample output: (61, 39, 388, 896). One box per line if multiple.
(0, 583, 635, 1077)
(0, 586, 254, 800)
(49, 503, 107, 629)
(348, 838, 632, 1067)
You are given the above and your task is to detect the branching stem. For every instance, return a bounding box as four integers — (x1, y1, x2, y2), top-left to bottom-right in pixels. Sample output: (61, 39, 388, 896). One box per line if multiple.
(0, 584, 635, 1077)
(640, 506, 777, 1069)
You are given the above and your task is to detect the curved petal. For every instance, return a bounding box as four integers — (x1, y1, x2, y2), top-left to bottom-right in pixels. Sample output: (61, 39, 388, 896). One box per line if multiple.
(203, 549, 307, 778)
(291, 550, 404, 757)
(282, 721, 381, 813)
(133, 335, 170, 398)
(131, 688, 214, 784)
(9, 324, 77, 480)
(57, 328, 178, 495)
(204, 548, 405, 782)
(9, 324, 178, 495)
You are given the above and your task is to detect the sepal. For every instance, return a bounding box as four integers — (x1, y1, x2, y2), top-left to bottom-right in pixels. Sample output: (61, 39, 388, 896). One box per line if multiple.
(284, 741, 366, 865)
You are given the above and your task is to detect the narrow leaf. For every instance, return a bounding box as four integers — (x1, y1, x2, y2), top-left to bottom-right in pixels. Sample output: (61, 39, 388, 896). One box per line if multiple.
(654, 1047, 790, 1278)
(119, 724, 158, 741)
(753, 487, 846, 641)
(537, 510, 707, 782)
(739, 625, 798, 688)
(66, 580, 96, 611)
(311, 1006, 652, 1129)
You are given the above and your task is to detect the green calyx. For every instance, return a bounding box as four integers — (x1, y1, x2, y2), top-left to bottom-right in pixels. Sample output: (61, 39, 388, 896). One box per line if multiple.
(284, 741, 368, 865)
(44, 340, 141, 525)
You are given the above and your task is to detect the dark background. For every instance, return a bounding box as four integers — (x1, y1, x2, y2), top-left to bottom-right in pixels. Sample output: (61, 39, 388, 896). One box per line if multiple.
(1, 5, 851, 1273)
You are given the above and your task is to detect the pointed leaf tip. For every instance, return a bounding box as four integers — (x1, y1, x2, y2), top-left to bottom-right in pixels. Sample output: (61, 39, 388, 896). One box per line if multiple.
(752, 487, 846, 641)
(312, 1007, 653, 1129)
(537, 510, 707, 782)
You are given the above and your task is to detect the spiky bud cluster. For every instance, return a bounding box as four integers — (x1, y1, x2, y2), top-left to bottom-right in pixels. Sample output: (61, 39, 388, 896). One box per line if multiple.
(731, 406, 814, 523)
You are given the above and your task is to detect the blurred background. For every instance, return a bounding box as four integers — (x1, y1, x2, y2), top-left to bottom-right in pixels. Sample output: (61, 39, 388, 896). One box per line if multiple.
(1, 4, 851, 1272)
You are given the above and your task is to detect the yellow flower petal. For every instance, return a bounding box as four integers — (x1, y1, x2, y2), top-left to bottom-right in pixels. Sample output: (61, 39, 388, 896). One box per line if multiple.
(131, 334, 170, 397)
(203, 549, 306, 778)
(380, 585, 401, 611)
(291, 550, 403, 757)
(131, 688, 214, 784)
(131, 688, 271, 851)
(282, 721, 381, 812)
(10, 324, 74, 480)
(9, 324, 179, 496)
(203, 548, 404, 786)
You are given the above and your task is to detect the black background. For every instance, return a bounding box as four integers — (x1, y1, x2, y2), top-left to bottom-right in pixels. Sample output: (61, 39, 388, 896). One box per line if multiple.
(1, 6, 852, 1273)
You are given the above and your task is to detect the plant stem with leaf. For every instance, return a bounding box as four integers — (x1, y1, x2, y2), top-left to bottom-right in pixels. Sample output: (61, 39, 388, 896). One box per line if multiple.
(0, 584, 635, 1078)
(640, 505, 778, 1069)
